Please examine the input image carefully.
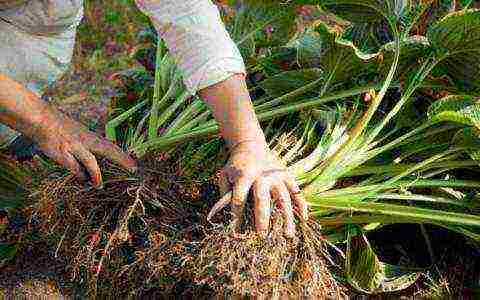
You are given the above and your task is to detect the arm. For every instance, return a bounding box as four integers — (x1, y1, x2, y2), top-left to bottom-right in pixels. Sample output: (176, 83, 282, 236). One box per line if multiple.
(136, 0, 307, 236)
(199, 74, 308, 237)
(0, 73, 136, 186)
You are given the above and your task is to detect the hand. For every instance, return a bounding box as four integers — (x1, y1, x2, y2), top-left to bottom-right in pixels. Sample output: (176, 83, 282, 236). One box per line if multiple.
(210, 140, 308, 238)
(29, 106, 137, 187)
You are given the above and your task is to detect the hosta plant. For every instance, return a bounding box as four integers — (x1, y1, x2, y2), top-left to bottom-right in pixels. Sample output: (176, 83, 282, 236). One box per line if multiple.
(104, 0, 480, 294)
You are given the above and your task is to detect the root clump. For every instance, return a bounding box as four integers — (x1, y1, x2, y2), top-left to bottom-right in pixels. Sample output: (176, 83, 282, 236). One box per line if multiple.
(26, 158, 341, 297)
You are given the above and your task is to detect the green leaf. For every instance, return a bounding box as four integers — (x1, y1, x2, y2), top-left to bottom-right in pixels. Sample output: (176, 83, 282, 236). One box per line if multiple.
(309, 197, 480, 227)
(321, 0, 410, 23)
(0, 243, 17, 261)
(259, 68, 323, 98)
(314, 23, 378, 78)
(452, 127, 480, 164)
(319, 0, 411, 55)
(289, 22, 377, 90)
(346, 232, 420, 294)
(428, 9, 480, 92)
(379, 35, 431, 78)
(227, 3, 296, 59)
(427, 95, 480, 128)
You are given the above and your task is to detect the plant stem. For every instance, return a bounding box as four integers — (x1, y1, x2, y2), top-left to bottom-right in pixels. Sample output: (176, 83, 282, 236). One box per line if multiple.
(344, 160, 477, 177)
(309, 198, 480, 227)
(132, 85, 373, 155)
(365, 56, 437, 144)
(148, 38, 167, 140)
(315, 179, 480, 198)
(105, 100, 148, 142)
(305, 28, 402, 182)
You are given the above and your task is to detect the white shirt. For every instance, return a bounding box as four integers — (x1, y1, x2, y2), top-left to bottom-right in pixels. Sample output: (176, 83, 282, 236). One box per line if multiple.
(0, 0, 246, 95)
(0, 0, 246, 144)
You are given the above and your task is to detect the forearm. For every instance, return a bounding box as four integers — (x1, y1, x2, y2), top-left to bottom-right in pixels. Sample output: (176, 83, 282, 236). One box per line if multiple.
(199, 74, 268, 149)
(0, 73, 52, 137)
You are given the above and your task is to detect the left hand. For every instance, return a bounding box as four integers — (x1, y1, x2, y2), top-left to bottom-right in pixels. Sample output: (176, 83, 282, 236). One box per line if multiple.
(209, 140, 308, 238)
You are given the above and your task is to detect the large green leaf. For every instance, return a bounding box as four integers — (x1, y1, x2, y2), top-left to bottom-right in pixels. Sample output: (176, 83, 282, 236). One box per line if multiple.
(427, 95, 480, 128)
(379, 35, 431, 78)
(288, 22, 378, 91)
(319, 0, 411, 55)
(254, 22, 378, 105)
(346, 232, 421, 294)
(314, 23, 378, 80)
(259, 68, 324, 98)
(321, 0, 410, 22)
(428, 9, 480, 92)
(226, 3, 296, 60)
(452, 127, 480, 164)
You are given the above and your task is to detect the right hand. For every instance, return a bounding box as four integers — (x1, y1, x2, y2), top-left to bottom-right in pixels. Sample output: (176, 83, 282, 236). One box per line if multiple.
(29, 105, 137, 187)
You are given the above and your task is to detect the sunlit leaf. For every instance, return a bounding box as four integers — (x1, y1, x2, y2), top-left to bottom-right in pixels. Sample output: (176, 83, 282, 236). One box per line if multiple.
(346, 232, 421, 294)
(428, 9, 480, 92)
(428, 95, 480, 128)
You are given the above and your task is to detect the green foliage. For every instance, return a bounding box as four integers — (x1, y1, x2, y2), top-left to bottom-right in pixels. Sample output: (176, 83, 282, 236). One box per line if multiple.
(102, 3, 480, 295)
(427, 9, 480, 92)
(227, 2, 297, 60)
(0, 243, 17, 262)
(0, 155, 28, 211)
(346, 232, 421, 293)
(428, 95, 480, 128)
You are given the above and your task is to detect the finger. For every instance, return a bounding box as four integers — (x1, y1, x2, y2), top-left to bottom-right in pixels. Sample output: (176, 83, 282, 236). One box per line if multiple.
(253, 179, 272, 235)
(63, 152, 87, 182)
(272, 183, 295, 238)
(71, 145, 103, 187)
(89, 137, 137, 173)
(40, 146, 86, 181)
(283, 175, 309, 221)
(207, 191, 232, 222)
(231, 177, 254, 231)
(218, 170, 230, 197)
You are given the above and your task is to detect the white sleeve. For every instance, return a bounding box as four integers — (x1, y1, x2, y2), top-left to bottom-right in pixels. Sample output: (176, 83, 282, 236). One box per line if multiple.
(134, 0, 246, 95)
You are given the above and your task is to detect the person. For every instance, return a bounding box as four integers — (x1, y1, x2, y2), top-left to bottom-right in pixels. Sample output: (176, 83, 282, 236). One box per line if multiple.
(0, 0, 307, 237)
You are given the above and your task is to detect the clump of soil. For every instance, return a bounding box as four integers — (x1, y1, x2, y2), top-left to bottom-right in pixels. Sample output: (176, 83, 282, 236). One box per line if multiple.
(25, 157, 342, 297)
(195, 219, 340, 298)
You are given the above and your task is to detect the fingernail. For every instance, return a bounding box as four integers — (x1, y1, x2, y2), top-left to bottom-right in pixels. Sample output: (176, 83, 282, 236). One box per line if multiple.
(304, 213, 309, 221)
(94, 182, 104, 190)
(286, 227, 296, 239)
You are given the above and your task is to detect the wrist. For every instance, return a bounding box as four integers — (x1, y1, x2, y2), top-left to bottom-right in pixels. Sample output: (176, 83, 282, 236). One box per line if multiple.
(228, 138, 269, 154)
(19, 97, 57, 140)
(0, 78, 54, 138)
